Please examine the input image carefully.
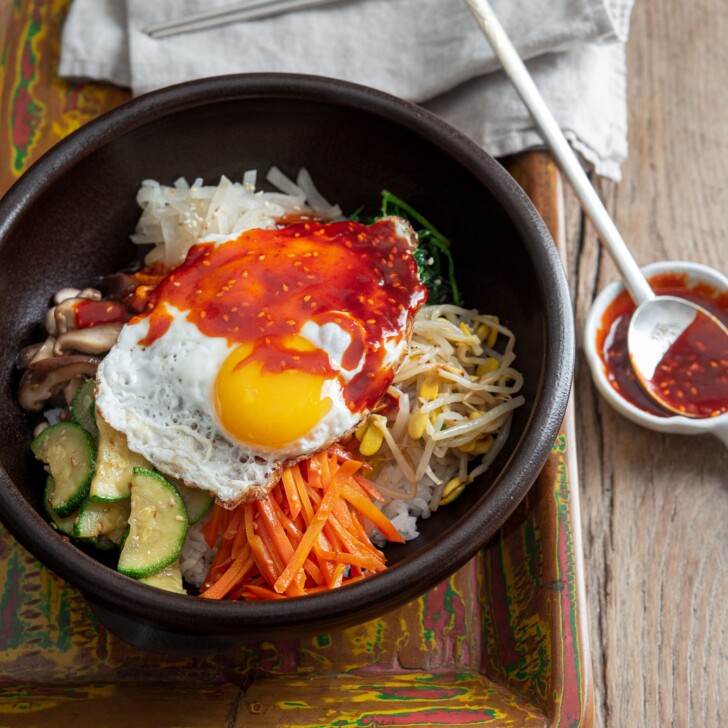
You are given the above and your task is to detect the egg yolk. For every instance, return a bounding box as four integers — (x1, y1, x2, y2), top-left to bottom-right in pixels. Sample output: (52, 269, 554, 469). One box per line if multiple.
(215, 336, 333, 449)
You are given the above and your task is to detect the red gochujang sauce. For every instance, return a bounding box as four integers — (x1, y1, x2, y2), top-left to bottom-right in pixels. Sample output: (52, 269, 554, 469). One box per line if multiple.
(133, 219, 427, 414)
(596, 272, 728, 418)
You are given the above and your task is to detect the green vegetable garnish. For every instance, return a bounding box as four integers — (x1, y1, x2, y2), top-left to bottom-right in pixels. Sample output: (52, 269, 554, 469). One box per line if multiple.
(379, 190, 461, 305)
(351, 191, 461, 305)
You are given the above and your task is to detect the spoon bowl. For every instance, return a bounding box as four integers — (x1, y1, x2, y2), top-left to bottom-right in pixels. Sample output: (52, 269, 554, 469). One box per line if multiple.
(585, 261, 728, 445)
(628, 297, 728, 418)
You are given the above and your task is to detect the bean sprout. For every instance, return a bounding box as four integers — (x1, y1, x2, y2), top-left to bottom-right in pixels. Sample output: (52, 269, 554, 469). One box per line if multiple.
(355, 304, 525, 516)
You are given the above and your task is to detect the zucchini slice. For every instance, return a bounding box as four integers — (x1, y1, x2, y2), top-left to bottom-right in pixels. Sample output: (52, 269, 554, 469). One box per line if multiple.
(31, 422, 95, 517)
(71, 378, 98, 439)
(89, 414, 150, 501)
(140, 560, 187, 594)
(43, 476, 78, 536)
(118, 468, 188, 579)
(73, 497, 131, 545)
(166, 476, 213, 525)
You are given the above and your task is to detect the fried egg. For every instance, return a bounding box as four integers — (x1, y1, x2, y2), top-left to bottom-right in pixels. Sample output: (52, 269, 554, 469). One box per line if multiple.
(96, 217, 427, 505)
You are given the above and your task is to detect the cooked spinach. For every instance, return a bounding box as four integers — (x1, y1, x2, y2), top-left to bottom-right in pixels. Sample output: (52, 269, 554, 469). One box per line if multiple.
(350, 191, 461, 305)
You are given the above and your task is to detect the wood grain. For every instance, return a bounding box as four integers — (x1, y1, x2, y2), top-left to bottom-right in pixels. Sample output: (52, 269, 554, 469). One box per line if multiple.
(565, 1, 728, 726)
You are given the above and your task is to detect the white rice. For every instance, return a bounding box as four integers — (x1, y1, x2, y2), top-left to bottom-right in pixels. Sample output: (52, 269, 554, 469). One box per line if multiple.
(179, 518, 215, 589)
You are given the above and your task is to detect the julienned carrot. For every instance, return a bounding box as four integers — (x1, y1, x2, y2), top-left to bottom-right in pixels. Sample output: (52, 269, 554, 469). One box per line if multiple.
(281, 468, 302, 520)
(203, 503, 225, 548)
(200, 449, 403, 600)
(273, 459, 361, 594)
(292, 465, 314, 521)
(330, 562, 347, 590)
(222, 505, 246, 541)
(243, 584, 286, 600)
(231, 518, 248, 558)
(256, 498, 295, 564)
(268, 495, 326, 586)
(353, 472, 385, 501)
(341, 484, 405, 543)
(326, 513, 385, 562)
(248, 533, 280, 587)
(199, 544, 254, 600)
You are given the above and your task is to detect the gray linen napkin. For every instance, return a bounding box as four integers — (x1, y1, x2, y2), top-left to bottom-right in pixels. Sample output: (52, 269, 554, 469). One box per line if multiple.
(59, 0, 633, 180)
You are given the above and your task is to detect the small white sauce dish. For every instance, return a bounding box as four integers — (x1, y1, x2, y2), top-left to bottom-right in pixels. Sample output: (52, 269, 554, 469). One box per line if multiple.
(583, 260, 728, 446)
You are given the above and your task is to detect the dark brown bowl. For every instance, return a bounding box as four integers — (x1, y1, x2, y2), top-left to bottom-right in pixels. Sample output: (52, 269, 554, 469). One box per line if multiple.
(0, 73, 573, 654)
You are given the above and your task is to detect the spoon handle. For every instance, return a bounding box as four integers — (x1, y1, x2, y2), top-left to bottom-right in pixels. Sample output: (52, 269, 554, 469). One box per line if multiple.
(464, 0, 655, 305)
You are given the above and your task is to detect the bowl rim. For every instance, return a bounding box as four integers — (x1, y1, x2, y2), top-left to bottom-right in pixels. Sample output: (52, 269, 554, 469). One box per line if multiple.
(0, 72, 574, 633)
(583, 259, 728, 435)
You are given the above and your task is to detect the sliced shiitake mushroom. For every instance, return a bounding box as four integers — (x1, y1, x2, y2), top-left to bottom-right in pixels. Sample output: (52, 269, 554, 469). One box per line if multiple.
(53, 323, 122, 356)
(18, 355, 100, 412)
(17, 337, 56, 369)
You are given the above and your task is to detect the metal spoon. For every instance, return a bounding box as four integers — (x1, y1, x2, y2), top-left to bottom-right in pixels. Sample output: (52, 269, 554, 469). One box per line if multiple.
(464, 0, 728, 418)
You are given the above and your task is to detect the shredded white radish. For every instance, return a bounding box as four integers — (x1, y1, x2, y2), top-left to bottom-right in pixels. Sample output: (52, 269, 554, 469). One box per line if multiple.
(131, 167, 342, 268)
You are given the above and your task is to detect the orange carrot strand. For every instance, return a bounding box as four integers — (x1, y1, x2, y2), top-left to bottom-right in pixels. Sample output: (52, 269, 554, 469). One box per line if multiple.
(200, 544, 254, 600)
(243, 584, 287, 600)
(203, 503, 225, 548)
(231, 516, 249, 558)
(353, 472, 385, 502)
(293, 465, 315, 522)
(327, 512, 385, 562)
(329, 562, 347, 590)
(273, 459, 361, 594)
(244, 502, 256, 542)
(319, 451, 333, 485)
(222, 505, 246, 541)
(249, 534, 280, 586)
(341, 483, 404, 543)
(256, 497, 296, 564)
(281, 468, 302, 520)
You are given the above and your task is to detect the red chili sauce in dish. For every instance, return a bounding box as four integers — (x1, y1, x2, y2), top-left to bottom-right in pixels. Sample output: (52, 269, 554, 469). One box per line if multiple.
(596, 272, 728, 418)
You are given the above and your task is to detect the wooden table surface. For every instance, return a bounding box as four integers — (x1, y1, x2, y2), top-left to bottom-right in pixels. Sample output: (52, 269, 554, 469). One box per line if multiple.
(563, 1, 728, 725)
(1, 0, 726, 726)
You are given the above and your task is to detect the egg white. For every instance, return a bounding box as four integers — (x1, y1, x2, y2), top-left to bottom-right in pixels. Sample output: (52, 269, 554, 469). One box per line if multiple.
(95, 306, 365, 504)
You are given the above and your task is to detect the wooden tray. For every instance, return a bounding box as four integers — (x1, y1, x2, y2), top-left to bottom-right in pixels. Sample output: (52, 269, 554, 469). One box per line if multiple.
(0, 3, 593, 725)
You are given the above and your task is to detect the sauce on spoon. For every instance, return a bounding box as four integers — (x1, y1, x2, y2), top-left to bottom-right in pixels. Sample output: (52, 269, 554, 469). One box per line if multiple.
(597, 273, 728, 417)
